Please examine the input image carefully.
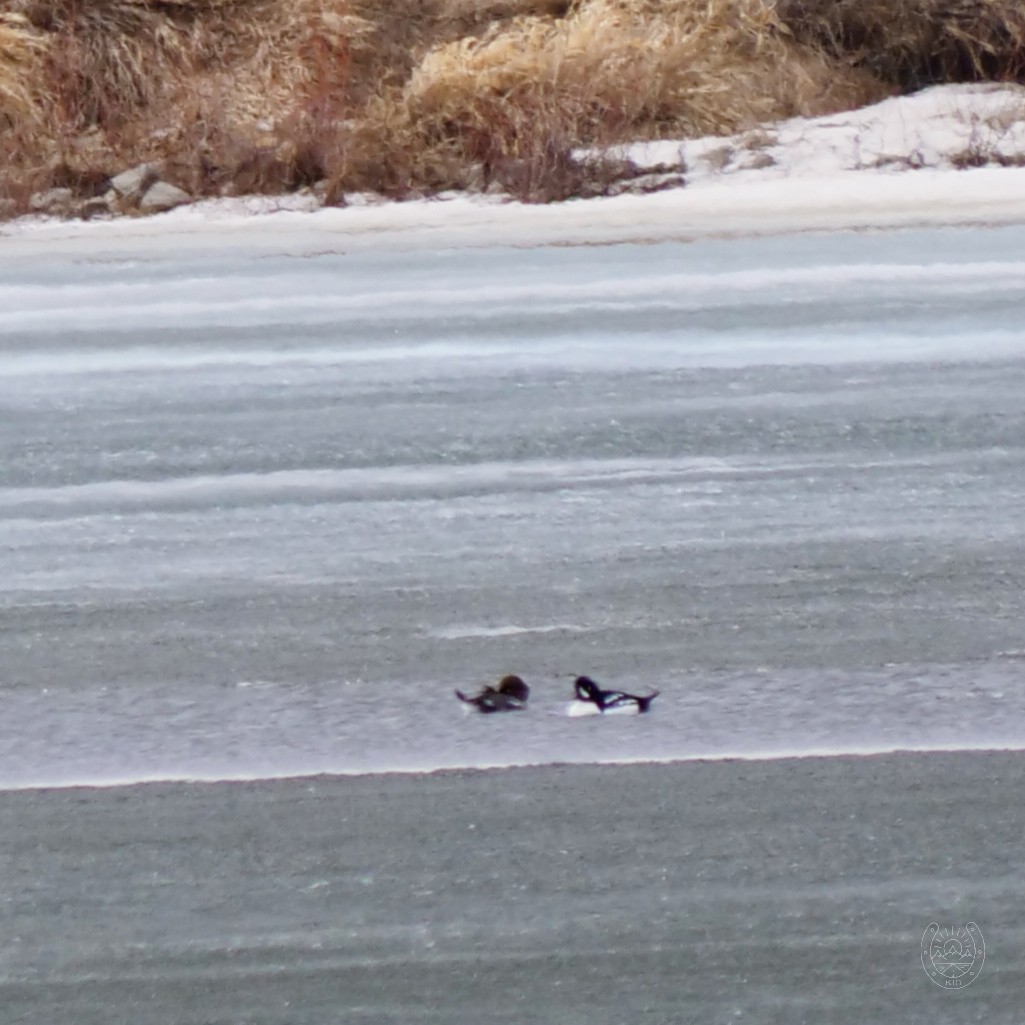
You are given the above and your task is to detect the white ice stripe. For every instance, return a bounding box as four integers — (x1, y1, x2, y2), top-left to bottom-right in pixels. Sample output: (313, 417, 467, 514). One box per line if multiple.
(0, 459, 722, 514)
(4, 327, 1025, 380)
(0, 451, 983, 515)
(6, 259, 1025, 306)
(1, 260, 1023, 333)
(432, 623, 592, 640)
(2, 741, 1023, 793)
(0, 342, 524, 378)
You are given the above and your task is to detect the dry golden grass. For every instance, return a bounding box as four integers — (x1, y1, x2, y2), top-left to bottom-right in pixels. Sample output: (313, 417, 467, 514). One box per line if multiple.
(0, 0, 375, 195)
(8, 0, 362, 133)
(0, 11, 47, 127)
(407, 0, 884, 152)
(393, 0, 887, 198)
(0, 0, 1023, 214)
(437, 0, 575, 31)
(777, 0, 1025, 89)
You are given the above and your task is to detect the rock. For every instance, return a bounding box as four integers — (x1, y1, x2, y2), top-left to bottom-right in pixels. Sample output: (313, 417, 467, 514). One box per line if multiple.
(77, 195, 112, 220)
(138, 180, 191, 213)
(618, 171, 686, 195)
(110, 163, 159, 200)
(343, 191, 386, 207)
(742, 152, 777, 171)
(463, 163, 488, 193)
(29, 188, 75, 214)
(102, 187, 127, 215)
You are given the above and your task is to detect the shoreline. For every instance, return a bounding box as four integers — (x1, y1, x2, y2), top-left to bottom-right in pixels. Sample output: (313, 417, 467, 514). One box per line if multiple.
(7, 739, 1025, 795)
(5, 84, 1025, 262)
(4, 164, 1025, 264)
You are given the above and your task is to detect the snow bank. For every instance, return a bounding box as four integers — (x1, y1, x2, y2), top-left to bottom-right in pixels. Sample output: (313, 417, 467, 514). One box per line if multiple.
(624, 81, 1025, 183)
(4, 84, 1025, 263)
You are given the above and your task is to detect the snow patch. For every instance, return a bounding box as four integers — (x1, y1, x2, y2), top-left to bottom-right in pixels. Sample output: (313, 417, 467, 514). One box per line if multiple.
(620, 83, 1025, 186)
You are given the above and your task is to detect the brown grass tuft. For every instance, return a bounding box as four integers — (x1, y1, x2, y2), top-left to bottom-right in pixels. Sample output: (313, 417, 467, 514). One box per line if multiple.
(394, 0, 885, 199)
(777, 0, 1025, 90)
(407, 0, 883, 148)
(0, 11, 48, 127)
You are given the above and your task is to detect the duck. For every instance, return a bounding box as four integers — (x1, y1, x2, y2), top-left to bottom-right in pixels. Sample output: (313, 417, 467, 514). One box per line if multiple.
(455, 674, 530, 713)
(573, 675, 659, 714)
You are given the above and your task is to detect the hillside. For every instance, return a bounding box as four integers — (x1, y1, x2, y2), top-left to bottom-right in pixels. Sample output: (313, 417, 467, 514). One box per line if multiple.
(1, 0, 1024, 218)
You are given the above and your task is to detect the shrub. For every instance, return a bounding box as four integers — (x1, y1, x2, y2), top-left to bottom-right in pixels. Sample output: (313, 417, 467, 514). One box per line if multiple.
(776, 0, 1025, 90)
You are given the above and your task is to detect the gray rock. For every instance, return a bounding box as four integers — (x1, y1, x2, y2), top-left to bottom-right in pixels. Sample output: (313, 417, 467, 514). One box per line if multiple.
(110, 163, 159, 199)
(741, 152, 777, 171)
(343, 192, 387, 207)
(29, 188, 75, 214)
(77, 195, 113, 220)
(463, 163, 488, 193)
(138, 180, 191, 213)
(619, 171, 686, 195)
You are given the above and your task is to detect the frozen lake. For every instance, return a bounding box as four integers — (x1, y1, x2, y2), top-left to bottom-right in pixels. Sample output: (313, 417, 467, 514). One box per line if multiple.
(2, 225, 1025, 787)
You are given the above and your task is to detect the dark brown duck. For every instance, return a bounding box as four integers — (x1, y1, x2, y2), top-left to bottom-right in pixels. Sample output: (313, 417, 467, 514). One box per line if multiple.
(455, 674, 530, 713)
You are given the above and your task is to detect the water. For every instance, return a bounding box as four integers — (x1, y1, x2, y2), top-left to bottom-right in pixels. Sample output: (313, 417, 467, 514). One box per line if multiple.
(3, 222, 1025, 1023)
(3, 226, 1025, 787)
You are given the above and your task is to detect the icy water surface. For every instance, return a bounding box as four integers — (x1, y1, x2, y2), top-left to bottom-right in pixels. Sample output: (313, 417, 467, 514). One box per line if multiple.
(4, 753, 1025, 1025)
(3, 223, 1025, 1024)
(2, 226, 1025, 785)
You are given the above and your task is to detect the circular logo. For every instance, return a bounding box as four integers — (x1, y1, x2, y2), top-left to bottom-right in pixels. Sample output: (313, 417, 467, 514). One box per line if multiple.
(921, 923, 985, 989)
